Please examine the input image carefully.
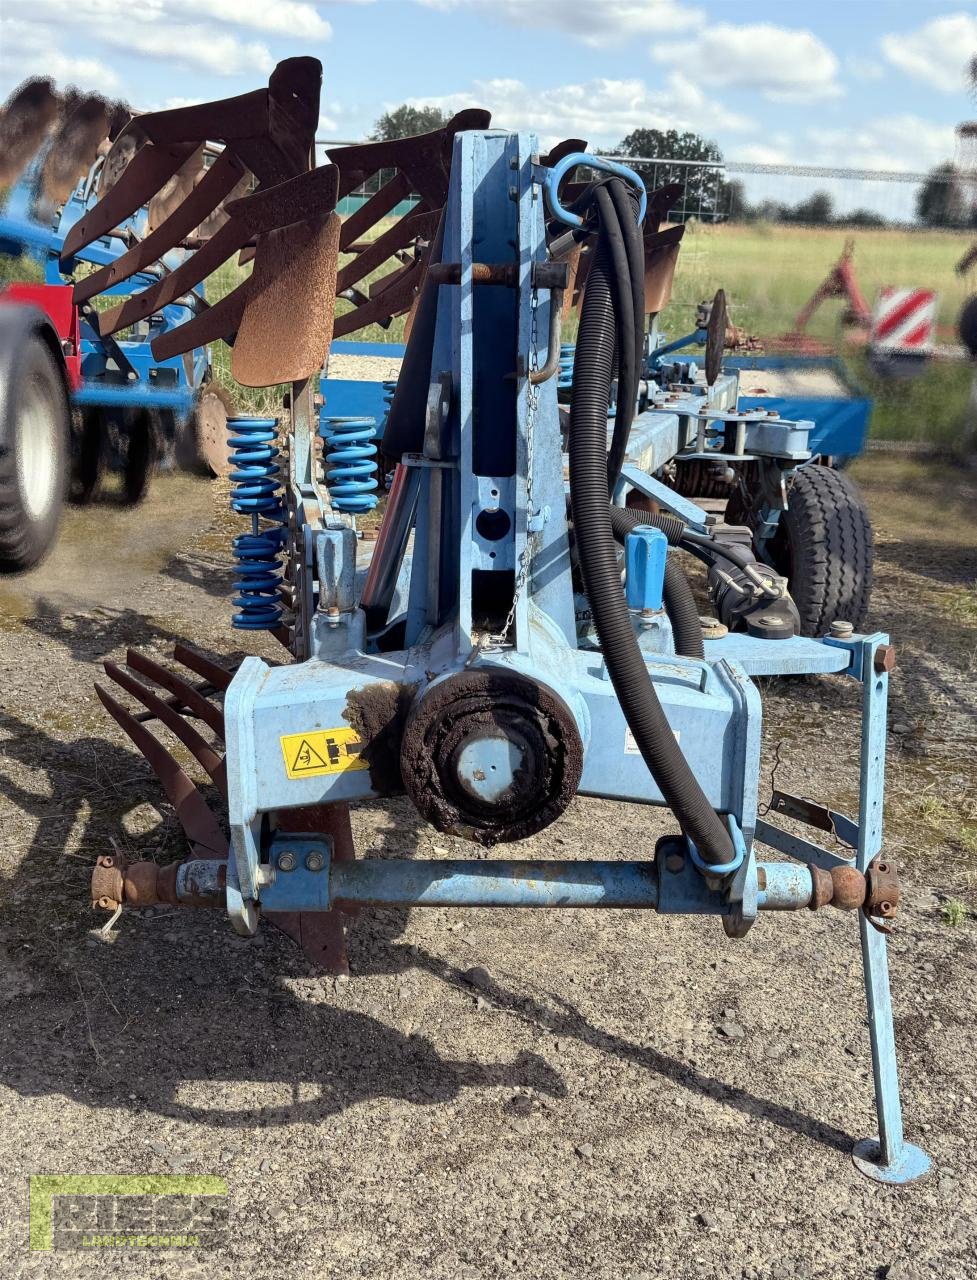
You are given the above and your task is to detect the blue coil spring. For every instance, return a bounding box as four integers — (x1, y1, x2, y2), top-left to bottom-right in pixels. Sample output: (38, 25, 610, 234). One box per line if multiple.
(320, 414, 379, 513)
(228, 416, 286, 630)
(558, 342, 575, 391)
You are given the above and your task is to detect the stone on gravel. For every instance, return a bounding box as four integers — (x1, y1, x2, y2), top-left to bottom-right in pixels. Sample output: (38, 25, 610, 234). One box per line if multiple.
(464, 965, 492, 991)
(718, 1020, 745, 1039)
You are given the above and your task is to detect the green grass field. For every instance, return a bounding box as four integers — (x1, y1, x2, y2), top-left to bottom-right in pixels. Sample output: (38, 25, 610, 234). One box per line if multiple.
(662, 221, 973, 341)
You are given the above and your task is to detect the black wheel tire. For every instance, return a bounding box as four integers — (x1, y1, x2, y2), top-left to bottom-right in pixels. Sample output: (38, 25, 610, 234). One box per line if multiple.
(766, 465, 873, 637)
(70, 407, 108, 505)
(121, 409, 159, 506)
(959, 293, 977, 359)
(0, 335, 70, 573)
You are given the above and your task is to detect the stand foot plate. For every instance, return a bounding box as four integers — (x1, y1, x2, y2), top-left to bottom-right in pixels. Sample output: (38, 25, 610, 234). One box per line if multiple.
(852, 1137, 931, 1185)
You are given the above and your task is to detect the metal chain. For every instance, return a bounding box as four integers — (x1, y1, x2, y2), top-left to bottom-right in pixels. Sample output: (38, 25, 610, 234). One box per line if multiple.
(489, 288, 541, 647)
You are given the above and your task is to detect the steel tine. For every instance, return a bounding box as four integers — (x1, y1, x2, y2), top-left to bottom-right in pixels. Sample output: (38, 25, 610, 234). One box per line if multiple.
(173, 645, 236, 692)
(91, 217, 248, 333)
(40, 94, 111, 206)
(61, 140, 197, 259)
(95, 684, 227, 858)
(104, 661, 226, 797)
(338, 170, 410, 250)
(0, 78, 60, 187)
(126, 650, 225, 736)
(336, 207, 439, 294)
(136, 88, 270, 147)
(225, 164, 339, 236)
(328, 108, 490, 200)
(73, 150, 248, 304)
(151, 288, 249, 362)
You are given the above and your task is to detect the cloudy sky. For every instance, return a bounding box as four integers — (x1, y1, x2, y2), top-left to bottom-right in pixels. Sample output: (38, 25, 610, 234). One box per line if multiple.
(1, 0, 975, 178)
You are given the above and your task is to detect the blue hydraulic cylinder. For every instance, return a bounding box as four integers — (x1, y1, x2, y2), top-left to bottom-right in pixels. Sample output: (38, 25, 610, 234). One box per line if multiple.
(625, 525, 667, 612)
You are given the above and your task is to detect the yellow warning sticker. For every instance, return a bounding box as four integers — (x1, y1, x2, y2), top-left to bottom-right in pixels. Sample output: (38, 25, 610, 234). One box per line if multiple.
(280, 727, 369, 780)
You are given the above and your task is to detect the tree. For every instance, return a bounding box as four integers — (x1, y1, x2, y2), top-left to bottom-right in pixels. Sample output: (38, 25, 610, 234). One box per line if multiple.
(370, 104, 448, 142)
(725, 179, 752, 222)
(786, 190, 834, 226)
(615, 128, 726, 222)
(846, 208, 888, 229)
(916, 162, 969, 228)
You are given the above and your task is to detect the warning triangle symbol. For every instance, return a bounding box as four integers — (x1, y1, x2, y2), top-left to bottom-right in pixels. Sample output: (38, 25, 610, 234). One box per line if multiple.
(290, 738, 328, 773)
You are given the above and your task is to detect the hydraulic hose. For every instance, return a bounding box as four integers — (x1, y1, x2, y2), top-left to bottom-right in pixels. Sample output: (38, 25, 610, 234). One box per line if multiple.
(608, 177, 646, 409)
(568, 201, 735, 867)
(607, 506, 704, 660)
(593, 182, 639, 495)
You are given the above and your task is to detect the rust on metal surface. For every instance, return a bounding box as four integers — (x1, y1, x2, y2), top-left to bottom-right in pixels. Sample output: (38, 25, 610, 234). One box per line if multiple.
(705, 288, 728, 386)
(125, 649, 225, 735)
(95, 682, 226, 859)
(228, 213, 341, 386)
(326, 110, 491, 337)
(72, 149, 248, 304)
(865, 856, 900, 921)
(62, 141, 197, 258)
(62, 58, 334, 385)
(268, 802, 357, 975)
(172, 645, 235, 692)
(808, 864, 867, 912)
(874, 643, 896, 675)
(103, 659, 226, 796)
(0, 78, 61, 187)
(769, 790, 837, 835)
(39, 94, 116, 206)
(91, 854, 226, 910)
(92, 853, 126, 910)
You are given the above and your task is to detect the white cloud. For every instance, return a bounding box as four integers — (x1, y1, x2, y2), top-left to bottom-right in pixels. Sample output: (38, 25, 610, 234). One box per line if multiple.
(881, 13, 977, 92)
(191, 0, 330, 39)
(416, 0, 701, 45)
(0, 17, 121, 90)
(407, 71, 753, 150)
(0, 0, 331, 93)
(98, 23, 274, 76)
(653, 23, 842, 103)
(846, 56, 885, 83)
(729, 142, 793, 166)
(804, 114, 956, 173)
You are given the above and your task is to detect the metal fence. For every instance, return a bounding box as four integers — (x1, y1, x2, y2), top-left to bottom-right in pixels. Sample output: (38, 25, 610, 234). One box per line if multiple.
(317, 139, 963, 230)
(592, 155, 961, 229)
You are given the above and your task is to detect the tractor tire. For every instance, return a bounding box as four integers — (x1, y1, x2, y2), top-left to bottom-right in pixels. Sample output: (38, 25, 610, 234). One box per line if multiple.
(0, 334, 70, 572)
(766, 465, 873, 637)
(70, 407, 108, 504)
(121, 409, 159, 506)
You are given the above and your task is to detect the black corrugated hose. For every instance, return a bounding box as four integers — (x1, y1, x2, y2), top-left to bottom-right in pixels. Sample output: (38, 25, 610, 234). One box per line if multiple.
(568, 177, 735, 866)
(607, 505, 704, 661)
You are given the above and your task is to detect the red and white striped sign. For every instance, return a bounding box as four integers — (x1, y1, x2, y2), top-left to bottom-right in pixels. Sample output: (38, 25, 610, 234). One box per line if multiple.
(871, 287, 937, 353)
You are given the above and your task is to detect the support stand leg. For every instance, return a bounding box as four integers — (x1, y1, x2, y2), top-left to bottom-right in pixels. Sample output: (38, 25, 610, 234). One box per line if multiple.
(849, 639, 930, 1184)
(852, 913, 931, 1183)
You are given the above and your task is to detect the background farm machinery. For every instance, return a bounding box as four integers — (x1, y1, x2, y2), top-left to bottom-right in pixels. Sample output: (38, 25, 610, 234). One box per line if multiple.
(0, 78, 231, 571)
(52, 58, 928, 1186)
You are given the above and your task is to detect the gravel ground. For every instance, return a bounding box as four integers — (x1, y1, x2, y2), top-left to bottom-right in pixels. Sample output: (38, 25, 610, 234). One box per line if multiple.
(0, 457, 975, 1279)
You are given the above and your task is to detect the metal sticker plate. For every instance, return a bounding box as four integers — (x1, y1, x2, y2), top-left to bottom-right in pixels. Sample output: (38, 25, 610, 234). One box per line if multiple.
(280, 727, 368, 779)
